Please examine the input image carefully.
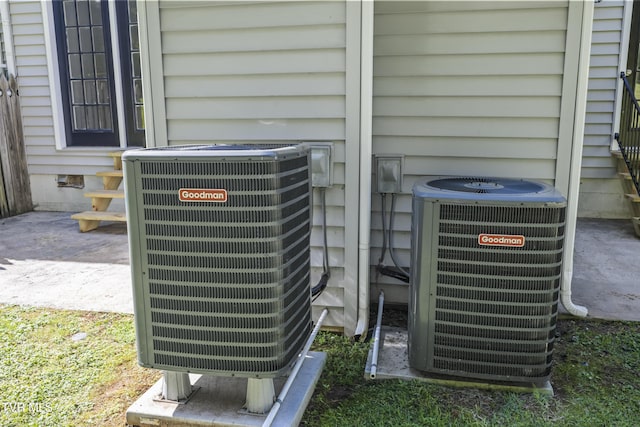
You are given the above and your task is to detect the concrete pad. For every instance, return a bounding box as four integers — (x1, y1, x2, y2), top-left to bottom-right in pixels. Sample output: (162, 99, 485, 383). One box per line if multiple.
(0, 211, 132, 313)
(364, 327, 553, 395)
(571, 218, 640, 321)
(126, 352, 326, 427)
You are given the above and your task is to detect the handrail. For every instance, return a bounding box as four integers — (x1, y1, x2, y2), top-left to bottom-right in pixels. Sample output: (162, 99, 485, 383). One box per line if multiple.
(615, 73, 640, 198)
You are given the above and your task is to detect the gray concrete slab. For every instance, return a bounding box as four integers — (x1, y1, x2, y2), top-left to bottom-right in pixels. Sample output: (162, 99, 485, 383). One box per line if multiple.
(126, 352, 326, 427)
(0, 211, 132, 313)
(364, 327, 553, 394)
(571, 218, 640, 321)
(0, 211, 639, 321)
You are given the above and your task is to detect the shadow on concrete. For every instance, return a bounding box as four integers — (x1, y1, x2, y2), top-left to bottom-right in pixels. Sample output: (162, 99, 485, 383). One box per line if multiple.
(0, 211, 639, 320)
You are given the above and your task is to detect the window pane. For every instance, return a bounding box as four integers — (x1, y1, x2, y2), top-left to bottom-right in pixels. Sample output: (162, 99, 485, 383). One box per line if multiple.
(94, 53, 107, 78)
(128, 0, 137, 23)
(98, 106, 112, 129)
(76, 0, 90, 26)
(66, 28, 79, 53)
(86, 106, 100, 129)
(129, 24, 139, 50)
(131, 52, 140, 78)
(79, 27, 92, 52)
(92, 27, 104, 52)
(63, 1, 77, 27)
(81, 53, 95, 78)
(83, 80, 96, 104)
(89, 0, 102, 25)
(133, 78, 143, 103)
(71, 80, 84, 104)
(96, 80, 110, 104)
(68, 54, 82, 78)
(73, 106, 86, 130)
(135, 105, 145, 131)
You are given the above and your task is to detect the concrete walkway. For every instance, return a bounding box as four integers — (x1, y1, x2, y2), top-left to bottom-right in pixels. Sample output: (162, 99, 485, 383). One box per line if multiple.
(0, 211, 639, 321)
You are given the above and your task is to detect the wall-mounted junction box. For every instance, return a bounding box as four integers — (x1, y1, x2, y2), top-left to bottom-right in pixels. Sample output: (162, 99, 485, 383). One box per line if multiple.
(309, 143, 333, 188)
(375, 154, 403, 193)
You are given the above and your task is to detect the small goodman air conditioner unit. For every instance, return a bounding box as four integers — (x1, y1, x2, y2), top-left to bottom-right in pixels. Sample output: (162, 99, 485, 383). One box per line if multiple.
(409, 176, 567, 385)
(123, 144, 312, 379)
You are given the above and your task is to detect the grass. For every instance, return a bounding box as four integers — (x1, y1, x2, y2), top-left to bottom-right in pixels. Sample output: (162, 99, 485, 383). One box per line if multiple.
(0, 305, 158, 427)
(0, 304, 639, 426)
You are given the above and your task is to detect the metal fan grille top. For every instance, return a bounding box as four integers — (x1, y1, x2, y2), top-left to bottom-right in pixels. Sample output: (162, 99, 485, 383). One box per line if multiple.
(414, 176, 565, 203)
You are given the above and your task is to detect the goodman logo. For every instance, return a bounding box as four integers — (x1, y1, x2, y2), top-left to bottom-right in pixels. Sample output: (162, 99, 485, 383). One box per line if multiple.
(478, 234, 525, 248)
(179, 188, 227, 202)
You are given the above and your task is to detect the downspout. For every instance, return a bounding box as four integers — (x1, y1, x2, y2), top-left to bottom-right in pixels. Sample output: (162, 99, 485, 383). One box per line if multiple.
(561, 0, 594, 318)
(354, 0, 374, 337)
(0, 0, 17, 76)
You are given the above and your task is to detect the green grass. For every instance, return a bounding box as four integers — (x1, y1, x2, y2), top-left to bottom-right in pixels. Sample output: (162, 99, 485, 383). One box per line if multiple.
(0, 305, 157, 427)
(303, 318, 640, 427)
(0, 305, 639, 426)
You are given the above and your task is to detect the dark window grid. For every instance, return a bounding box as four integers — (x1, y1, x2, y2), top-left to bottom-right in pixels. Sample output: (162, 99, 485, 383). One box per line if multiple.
(127, 5, 144, 132)
(63, 0, 113, 132)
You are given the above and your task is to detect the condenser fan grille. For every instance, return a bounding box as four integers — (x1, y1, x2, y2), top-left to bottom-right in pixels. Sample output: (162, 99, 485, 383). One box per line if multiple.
(433, 203, 563, 382)
(427, 177, 546, 194)
(409, 177, 566, 385)
(125, 146, 312, 378)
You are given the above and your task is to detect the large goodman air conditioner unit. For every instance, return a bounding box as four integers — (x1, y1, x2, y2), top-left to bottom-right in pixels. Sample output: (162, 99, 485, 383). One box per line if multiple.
(409, 176, 567, 385)
(123, 145, 312, 379)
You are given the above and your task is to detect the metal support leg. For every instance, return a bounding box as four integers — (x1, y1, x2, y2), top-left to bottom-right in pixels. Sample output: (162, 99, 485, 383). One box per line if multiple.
(162, 371, 192, 401)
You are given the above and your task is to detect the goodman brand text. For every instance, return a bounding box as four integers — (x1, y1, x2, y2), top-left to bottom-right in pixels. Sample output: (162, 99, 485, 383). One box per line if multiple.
(179, 188, 228, 202)
(478, 233, 525, 247)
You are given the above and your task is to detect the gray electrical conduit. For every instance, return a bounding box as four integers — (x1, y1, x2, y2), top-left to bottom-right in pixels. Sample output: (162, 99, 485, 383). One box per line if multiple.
(262, 308, 329, 427)
(389, 194, 409, 278)
(369, 292, 385, 379)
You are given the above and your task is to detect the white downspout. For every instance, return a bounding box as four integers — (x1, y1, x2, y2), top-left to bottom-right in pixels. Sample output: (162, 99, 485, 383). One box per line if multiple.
(561, 0, 594, 318)
(354, 0, 374, 337)
(0, 0, 17, 76)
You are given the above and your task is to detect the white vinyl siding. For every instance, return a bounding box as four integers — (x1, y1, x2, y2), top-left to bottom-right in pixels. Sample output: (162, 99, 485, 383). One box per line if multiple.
(148, 1, 355, 331)
(579, 0, 628, 218)
(10, 0, 117, 176)
(371, 1, 572, 287)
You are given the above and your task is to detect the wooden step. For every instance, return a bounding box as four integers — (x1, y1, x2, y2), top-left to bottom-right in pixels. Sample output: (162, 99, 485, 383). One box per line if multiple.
(71, 211, 126, 232)
(84, 189, 125, 211)
(108, 150, 125, 170)
(96, 170, 123, 190)
(84, 189, 124, 199)
(625, 193, 640, 202)
(618, 172, 633, 181)
(96, 170, 123, 178)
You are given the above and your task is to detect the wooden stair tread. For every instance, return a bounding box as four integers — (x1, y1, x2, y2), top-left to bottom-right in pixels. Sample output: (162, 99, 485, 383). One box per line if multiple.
(84, 189, 124, 199)
(612, 150, 623, 159)
(624, 193, 640, 202)
(71, 211, 127, 222)
(618, 172, 632, 180)
(96, 170, 123, 178)
(107, 151, 124, 158)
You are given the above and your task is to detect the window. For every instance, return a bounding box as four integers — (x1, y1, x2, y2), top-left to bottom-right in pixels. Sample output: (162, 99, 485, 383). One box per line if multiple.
(52, 0, 144, 147)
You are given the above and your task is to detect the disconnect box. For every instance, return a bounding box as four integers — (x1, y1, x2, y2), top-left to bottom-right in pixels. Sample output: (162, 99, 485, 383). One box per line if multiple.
(375, 155, 403, 193)
(310, 143, 333, 188)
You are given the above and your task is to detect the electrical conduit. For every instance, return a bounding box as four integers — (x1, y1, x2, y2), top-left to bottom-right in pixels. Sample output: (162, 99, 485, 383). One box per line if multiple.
(262, 308, 329, 427)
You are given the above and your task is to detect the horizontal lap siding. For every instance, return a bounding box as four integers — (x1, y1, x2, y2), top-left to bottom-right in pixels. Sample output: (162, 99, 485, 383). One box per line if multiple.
(581, 0, 623, 180)
(371, 1, 569, 274)
(158, 1, 348, 328)
(578, 0, 628, 218)
(11, 0, 116, 175)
